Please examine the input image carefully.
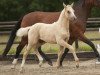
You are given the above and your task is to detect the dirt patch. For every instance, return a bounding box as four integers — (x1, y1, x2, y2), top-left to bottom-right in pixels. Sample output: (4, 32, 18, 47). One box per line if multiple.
(0, 59, 100, 75)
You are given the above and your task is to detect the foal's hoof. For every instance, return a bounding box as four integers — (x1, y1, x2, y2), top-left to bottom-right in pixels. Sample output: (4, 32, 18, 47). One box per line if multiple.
(19, 68, 24, 73)
(39, 64, 42, 67)
(39, 63, 42, 67)
(48, 61, 53, 66)
(11, 65, 15, 69)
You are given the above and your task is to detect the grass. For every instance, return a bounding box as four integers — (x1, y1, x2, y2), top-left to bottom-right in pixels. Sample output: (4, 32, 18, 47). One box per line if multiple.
(0, 31, 100, 54)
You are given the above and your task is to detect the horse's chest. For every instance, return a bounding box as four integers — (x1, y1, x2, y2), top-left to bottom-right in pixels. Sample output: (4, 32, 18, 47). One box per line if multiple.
(59, 30, 70, 39)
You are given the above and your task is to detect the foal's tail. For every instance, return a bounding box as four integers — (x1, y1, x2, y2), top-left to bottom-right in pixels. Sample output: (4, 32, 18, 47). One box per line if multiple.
(2, 17, 23, 57)
(16, 26, 31, 37)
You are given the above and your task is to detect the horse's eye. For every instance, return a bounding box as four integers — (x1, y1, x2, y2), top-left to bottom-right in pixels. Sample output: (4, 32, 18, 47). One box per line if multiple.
(67, 11, 70, 14)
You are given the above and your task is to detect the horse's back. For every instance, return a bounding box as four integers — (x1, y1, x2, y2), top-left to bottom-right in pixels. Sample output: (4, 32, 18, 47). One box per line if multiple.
(21, 11, 60, 27)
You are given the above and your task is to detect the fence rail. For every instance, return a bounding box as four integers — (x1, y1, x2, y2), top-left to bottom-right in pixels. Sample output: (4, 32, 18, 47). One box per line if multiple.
(0, 18, 100, 34)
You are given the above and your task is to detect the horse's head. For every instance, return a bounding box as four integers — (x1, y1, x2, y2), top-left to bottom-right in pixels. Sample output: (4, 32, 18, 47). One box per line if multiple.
(63, 3, 77, 21)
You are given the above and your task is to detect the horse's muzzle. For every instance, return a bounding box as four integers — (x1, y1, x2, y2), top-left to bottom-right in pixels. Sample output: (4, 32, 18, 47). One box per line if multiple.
(73, 16, 77, 20)
(71, 16, 77, 21)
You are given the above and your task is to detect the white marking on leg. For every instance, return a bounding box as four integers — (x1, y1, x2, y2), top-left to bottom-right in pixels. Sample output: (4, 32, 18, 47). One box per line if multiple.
(12, 59, 18, 64)
(96, 44, 100, 55)
(11, 58, 18, 69)
(96, 61, 100, 64)
(35, 49, 43, 67)
(99, 28, 100, 33)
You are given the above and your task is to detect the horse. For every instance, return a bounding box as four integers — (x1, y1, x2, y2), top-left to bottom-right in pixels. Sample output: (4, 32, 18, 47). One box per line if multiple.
(2, 0, 100, 67)
(16, 3, 78, 71)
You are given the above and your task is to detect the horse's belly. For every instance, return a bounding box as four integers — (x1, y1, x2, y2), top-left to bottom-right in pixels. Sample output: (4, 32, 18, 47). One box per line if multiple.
(40, 34, 56, 44)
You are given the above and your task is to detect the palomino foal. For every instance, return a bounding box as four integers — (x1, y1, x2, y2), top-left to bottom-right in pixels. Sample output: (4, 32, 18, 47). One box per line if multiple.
(17, 3, 79, 71)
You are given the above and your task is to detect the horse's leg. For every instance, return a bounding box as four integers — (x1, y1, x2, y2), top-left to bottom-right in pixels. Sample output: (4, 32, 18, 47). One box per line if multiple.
(56, 46, 64, 68)
(11, 37, 27, 69)
(60, 38, 75, 66)
(38, 47, 53, 66)
(56, 39, 79, 68)
(20, 44, 32, 72)
(78, 33, 100, 61)
(34, 48, 43, 67)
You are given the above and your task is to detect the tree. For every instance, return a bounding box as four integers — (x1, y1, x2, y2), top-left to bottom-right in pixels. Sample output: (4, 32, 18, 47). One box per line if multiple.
(0, 0, 99, 21)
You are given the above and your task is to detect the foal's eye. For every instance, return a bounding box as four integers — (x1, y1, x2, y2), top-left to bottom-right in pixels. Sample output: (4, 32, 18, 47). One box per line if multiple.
(67, 11, 70, 14)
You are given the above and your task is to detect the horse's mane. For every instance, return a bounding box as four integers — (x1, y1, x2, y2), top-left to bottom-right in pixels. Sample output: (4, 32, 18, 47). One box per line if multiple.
(74, 0, 85, 7)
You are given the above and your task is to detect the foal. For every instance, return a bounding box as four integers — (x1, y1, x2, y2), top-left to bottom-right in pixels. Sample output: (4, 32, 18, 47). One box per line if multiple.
(17, 3, 79, 71)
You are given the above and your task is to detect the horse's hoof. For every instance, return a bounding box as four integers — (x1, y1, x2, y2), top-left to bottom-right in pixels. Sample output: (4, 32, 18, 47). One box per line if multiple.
(97, 57, 100, 62)
(39, 64, 42, 67)
(48, 61, 53, 66)
(19, 68, 24, 73)
(57, 65, 63, 69)
(57, 66, 60, 69)
(39, 63, 42, 67)
(95, 58, 100, 64)
(19, 70, 23, 73)
(76, 65, 79, 68)
(11, 65, 16, 69)
(96, 61, 100, 64)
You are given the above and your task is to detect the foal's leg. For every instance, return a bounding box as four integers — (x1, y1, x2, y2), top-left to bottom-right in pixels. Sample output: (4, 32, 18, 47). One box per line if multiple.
(20, 44, 32, 72)
(56, 46, 64, 68)
(57, 39, 79, 67)
(60, 38, 75, 66)
(12, 37, 27, 69)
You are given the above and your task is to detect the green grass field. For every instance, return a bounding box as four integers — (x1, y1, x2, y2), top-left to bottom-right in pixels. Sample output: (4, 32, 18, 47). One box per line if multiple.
(0, 31, 100, 54)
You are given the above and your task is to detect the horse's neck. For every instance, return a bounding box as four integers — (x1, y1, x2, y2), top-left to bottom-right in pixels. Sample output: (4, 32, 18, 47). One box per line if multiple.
(57, 9, 69, 29)
(74, 0, 92, 21)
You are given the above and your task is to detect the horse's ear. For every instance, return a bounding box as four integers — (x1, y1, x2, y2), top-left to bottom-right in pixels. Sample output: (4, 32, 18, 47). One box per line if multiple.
(63, 2, 66, 8)
(71, 2, 74, 7)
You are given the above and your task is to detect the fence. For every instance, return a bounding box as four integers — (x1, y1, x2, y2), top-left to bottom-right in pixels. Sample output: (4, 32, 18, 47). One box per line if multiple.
(0, 18, 100, 49)
(0, 21, 17, 35)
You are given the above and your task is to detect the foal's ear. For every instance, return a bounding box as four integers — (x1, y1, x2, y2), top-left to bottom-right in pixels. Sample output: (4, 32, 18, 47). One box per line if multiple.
(63, 2, 67, 8)
(71, 2, 74, 7)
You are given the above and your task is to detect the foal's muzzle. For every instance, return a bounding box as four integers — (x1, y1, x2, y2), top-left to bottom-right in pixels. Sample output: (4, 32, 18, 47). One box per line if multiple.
(70, 16, 77, 21)
(73, 16, 77, 20)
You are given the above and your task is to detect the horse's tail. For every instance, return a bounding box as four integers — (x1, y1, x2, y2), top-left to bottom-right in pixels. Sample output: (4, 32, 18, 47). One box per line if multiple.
(16, 26, 31, 37)
(2, 17, 23, 57)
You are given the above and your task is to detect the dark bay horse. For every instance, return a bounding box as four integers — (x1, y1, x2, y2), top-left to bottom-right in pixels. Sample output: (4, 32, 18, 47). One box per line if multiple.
(2, 0, 100, 66)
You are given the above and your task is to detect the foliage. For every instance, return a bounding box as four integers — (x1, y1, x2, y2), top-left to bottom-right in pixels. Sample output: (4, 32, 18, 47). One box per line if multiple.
(0, 0, 100, 21)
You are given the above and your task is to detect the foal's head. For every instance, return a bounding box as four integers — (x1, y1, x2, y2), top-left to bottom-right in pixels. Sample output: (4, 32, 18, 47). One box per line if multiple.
(63, 3, 77, 21)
